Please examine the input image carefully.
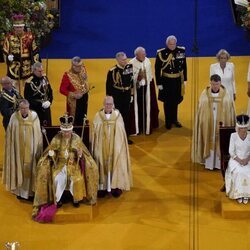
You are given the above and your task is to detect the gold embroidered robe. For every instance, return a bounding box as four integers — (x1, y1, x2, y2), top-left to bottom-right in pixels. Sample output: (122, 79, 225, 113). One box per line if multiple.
(91, 109, 132, 191)
(2, 111, 43, 198)
(192, 86, 235, 164)
(32, 132, 98, 217)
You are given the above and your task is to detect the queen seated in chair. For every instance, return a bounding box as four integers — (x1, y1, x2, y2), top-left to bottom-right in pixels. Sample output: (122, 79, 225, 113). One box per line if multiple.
(225, 114, 250, 204)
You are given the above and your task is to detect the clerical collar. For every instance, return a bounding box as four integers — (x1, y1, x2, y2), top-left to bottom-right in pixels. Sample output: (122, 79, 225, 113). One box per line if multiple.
(22, 114, 28, 119)
(211, 90, 220, 94)
(136, 58, 144, 63)
(104, 111, 112, 114)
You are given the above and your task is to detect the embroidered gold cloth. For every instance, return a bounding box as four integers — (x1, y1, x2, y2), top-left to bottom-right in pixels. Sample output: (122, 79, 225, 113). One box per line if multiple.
(192, 86, 235, 163)
(32, 132, 98, 217)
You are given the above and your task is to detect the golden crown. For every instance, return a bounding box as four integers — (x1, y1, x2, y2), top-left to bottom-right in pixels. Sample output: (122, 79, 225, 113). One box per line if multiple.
(60, 113, 74, 131)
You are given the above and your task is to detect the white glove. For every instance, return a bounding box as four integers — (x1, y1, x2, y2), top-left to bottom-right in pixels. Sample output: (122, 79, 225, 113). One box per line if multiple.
(139, 79, 146, 86)
(130, 96, 134, 103)
(158, 85, 163, 90)
(48, 150, 55, 157)
(42, 101, 51, 109)
(8, 54, 14, 62)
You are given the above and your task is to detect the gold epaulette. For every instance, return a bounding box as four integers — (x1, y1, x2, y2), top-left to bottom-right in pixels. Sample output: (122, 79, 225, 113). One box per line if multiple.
(109, 66, 116, 71)
(157, 48, 165, 53)
(25, 76, 34, 84)
(177, 46, 185, 50)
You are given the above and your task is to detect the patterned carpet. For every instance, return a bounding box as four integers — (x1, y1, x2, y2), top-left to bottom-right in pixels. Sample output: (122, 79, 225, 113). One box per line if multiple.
(0, 56, 249, 250)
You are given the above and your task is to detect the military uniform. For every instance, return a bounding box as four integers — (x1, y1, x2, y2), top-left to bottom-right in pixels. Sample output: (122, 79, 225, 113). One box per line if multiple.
(24, 74, 53, 126)
(3, 31, 40, 80)
(0, 87, 23, 130)
(106, 64, 133, 136)
(155, 46, 187, 129)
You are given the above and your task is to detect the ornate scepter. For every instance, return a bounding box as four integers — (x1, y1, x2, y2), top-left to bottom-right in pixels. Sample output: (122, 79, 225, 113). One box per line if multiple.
(41, 126, 57, 204)
(41, 126, 56, 166)
(77, 114, 87, 166)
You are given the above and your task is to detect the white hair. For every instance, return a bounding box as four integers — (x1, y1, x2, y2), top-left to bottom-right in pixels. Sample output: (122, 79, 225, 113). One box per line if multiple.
(71, 56, 82, 64)
(32, 62, 43, 72)
(115, 52, 126, 59)
(134, 46, 146, 56)
(166, 35, 177, 44)
(19, 99, 30, 107)
(216, 49, 230, 60)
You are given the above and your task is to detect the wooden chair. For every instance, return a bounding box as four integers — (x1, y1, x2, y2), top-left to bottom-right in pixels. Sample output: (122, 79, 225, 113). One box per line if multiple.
(42, 120, 90, 150)
(219, 124, 235, 191)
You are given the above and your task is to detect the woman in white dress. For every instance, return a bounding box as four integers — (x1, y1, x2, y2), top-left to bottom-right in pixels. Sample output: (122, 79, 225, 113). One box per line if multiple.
(225, 114, 250, 204)
(210, 49, 236, 101)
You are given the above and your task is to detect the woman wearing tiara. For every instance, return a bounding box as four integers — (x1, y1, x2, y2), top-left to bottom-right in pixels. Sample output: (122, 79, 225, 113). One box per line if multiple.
(225, 114, 250, 204)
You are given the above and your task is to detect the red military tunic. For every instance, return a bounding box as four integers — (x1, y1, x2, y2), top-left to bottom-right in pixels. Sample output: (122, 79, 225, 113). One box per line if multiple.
(60, 67, 89, 125)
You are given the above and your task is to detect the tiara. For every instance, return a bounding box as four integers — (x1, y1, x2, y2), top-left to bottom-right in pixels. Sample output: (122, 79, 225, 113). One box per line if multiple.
(236, 114, 249, 128)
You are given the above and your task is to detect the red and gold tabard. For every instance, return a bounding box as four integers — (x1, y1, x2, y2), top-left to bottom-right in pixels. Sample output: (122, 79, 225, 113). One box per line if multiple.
(3, 31, 40, 80)
(60, 67, 89, 118)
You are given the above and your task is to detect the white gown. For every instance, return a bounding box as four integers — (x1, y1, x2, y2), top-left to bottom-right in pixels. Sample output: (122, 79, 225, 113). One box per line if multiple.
(225, 132, 250, 199)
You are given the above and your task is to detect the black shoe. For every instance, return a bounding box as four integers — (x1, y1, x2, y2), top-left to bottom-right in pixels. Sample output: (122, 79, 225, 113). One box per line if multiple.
(128, 139, 133, 145)
(173, 121, 182, 128)
(111, 188, 122, 198)
(97, 190, 107, 198)
(16, 195, 33, 202)
(166, 124, 172, 130)
(73, 201, 80, 208)
(56, 201, 63, 208)
(28, 196, 34, 202)
(220, 184, 226, 192)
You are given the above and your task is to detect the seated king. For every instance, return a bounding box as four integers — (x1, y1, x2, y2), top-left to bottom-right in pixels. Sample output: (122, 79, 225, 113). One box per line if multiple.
(32, 114, 98, 222)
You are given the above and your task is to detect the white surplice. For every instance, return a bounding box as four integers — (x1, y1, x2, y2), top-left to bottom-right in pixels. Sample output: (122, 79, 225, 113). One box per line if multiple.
(205, 92, 221, 170)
